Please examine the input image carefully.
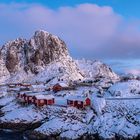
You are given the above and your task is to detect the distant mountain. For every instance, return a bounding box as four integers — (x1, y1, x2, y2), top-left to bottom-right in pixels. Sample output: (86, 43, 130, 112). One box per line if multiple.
(76, 59, 119, 80)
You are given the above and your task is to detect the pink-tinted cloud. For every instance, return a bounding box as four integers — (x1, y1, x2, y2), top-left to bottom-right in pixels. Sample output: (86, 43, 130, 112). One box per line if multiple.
(125, 69, 140, 75)
(0, 3, 140, 59)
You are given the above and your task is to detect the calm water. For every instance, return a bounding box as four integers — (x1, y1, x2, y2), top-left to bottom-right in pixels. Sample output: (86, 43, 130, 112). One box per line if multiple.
(0, 131, 24, 140)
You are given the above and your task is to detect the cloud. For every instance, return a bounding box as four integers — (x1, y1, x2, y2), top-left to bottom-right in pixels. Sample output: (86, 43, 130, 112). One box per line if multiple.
(125, 69, 140, 75)
(105, 59, 140, 75)
(0, 3, 140, 59)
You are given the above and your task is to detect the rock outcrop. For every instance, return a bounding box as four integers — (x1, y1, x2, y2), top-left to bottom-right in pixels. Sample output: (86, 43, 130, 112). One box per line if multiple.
(0, 57, 10, 83)
(0, 30, 83, 83)
(0, 30, 119, 84)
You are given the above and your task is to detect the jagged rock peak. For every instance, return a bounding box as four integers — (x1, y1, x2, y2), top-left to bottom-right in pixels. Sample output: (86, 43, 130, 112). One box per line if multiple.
(0, 30, 70, 74)
(35, 30, 50, 36)
(29, 30, 69, 61)
(0, 38, 26, 53)
(0, 30, 83, 83)
(3, 37, 26, 46)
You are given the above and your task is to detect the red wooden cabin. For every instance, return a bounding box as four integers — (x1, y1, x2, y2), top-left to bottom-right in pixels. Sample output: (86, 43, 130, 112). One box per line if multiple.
(53, 84, 62, 92)
(24, 95, 33, 104)
(67, 96, 91, 109)
(32, 95, 55, 107)
(17, 92, 35, 104)
(52, 83, 68, 92)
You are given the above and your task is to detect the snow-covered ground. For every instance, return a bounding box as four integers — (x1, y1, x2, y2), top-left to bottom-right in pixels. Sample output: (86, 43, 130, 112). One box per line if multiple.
(0, 95, 15, 107)
(106, 80, 140, 97)
(96, 99, 140, 139)
(0, 30, 140, 139)
(0, 106, 46, 124)
(0, 79, 139, 139)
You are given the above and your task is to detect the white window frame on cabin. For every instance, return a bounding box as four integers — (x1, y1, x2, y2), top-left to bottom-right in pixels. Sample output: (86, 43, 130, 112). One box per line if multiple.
(78, 101, 82, 104)
(40, 99, 44, 104)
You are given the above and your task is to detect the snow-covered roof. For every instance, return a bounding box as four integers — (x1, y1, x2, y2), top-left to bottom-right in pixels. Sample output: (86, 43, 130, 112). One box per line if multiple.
(35, 94, 54, 100)
(19, 91, 47, 96)
(67, 95, 89, 102)
(32, 84, 46, 89)
(8, 84, 16, 86)
(20, 91, 37, 94)
(20, 83, 31, 86)
(58, 82, 68, 87)
(19, 92, 26, 95)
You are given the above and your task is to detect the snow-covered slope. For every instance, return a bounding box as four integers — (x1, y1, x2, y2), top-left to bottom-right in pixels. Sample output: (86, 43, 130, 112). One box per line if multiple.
(0, 30, 120, 84)
(0, 79, 140, 139)
(107, 80, 140, 97)
(32, 57, 83, 83)
(76, 59, 119, 80)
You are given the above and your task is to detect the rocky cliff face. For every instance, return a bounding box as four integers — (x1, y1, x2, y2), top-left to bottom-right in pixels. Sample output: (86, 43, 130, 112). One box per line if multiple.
(0, 30, 119, 84)
(1, 31, 69, 74)
(0, 30, 83, 83)
(0, 57, 10, 83)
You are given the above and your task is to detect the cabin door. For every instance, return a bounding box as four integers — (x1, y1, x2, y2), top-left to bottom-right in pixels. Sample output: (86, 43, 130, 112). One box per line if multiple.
(74, 101, 78, 107)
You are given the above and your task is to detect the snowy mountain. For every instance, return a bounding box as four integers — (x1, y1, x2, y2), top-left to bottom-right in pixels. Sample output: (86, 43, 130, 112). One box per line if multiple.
(0, 30, 119, 84)
(0, 30, 83, 83)
(76, 59, 119, 80)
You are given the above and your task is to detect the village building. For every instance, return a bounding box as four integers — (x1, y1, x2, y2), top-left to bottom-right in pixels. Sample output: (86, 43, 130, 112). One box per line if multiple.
(24, 94, 34, 104)
(19, 83, 32, 91)
(67, 95, 91, 109)
(17, 91, 37, 103)
(32, 94, 55, 107)
(19, 83, 32, 87)
(7, 83, 20, 93)
(53, 82, 75, 92)
(8, 83, 17, 88)
(31, 84, 46, 92)
(7, 88, 20, 93)
(53, 83, 67, 92)
(17, 92, 27, 103)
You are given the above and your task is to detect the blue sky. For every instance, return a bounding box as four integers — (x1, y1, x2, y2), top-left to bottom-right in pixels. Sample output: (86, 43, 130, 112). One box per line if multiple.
(1, 0, 140, 16)
(1, 0, 140, 18)
(0, 0, 140, 74)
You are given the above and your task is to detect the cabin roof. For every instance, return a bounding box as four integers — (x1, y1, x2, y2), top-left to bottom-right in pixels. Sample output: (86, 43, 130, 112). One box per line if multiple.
(19, 92, 26, 95)
(19, 91, 48, 95)
(32, 84, 46, 89)
(67, 95, 89, 102)
(57, 82, 68, 87)
(20, 83, 31, 86)
(35, 94, 54, 100)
